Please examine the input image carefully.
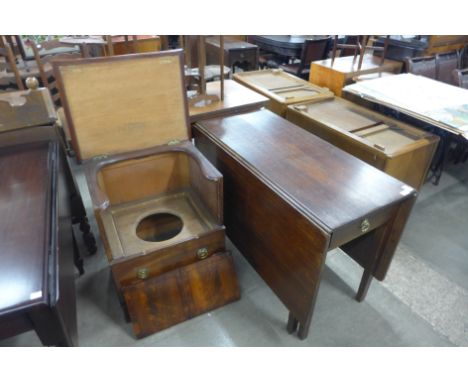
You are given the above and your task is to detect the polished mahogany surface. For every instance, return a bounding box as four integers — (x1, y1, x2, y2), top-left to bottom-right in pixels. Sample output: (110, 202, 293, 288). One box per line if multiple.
(196, 109, 412, 232)
(250, 35, 328, 58)
(0, 142, 52, 314)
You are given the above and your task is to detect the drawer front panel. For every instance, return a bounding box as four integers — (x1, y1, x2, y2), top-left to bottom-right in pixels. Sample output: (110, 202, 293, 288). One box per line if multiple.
(112, 228, 225, 287)
(122, 252, 240, 338)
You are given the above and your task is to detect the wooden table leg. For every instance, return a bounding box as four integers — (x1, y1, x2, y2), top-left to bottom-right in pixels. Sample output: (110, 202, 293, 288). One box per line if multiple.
(286, 313, 299, 334)
(298, 321, 310, 340)
(29, 306, 73, 347)
(72, 229, 84, 276)
(356, 268, 373, 302)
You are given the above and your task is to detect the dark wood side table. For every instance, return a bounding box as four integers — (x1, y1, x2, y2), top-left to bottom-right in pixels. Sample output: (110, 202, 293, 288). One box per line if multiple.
(206, 36, 259, 73)
(193, 109, 417, 339)
(249, 35, 329, 59)
(0, 85, 97, 264)
(0, 140, 78, 346)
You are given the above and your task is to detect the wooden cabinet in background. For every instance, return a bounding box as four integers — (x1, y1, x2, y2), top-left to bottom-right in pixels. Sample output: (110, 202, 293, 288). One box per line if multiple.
(54, 50, 239, 339)
(110, 35, 161, 55)
(206, 36, 259, 73)
(286, 97, 439, 190)
(234, 69, 333, 116)
(309, 54, 403, 96)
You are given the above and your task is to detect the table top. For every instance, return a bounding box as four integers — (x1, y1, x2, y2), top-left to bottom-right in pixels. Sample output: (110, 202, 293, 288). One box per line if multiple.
(250, 35, 329, 58)
(0, 88, 56, 131)
(185, 65, 231, 80)
(195, 109, 413, 232)
(253, 35, 329, 48)
(189, 79, 268, 122)
(0, 141, 56, 315)
(59, 35, 106, 45)
(343, 73, 468, 138)
(206, 37, 258, 51)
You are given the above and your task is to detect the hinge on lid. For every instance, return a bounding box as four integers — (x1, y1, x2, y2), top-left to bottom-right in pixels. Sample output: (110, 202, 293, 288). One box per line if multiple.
(93, 154, 108, 161)
(294, 105, 307, 111)
(373, 143, 386, 151)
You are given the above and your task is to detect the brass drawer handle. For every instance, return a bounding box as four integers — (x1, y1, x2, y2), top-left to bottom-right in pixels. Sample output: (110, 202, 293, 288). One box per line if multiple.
(197, 247, 209, 260)
(361, 218, 370, 233)
(136, 268, 150, 280)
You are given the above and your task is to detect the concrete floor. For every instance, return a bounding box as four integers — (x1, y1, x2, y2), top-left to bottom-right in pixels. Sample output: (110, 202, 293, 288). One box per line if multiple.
(1, 161, 467, 347)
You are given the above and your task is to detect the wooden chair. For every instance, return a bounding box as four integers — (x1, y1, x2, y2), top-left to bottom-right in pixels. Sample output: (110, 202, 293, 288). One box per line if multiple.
(404, 55, 437, 79)
(452, 68, 468, 89)
(331, 35, 390, 70)
(280, 37, 331, 79)
(30, 39, 81, 105)
(0, 41, 25, 90)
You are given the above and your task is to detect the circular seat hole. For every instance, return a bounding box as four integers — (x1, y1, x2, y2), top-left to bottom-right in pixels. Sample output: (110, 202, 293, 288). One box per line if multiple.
(136, 213, 183, 242)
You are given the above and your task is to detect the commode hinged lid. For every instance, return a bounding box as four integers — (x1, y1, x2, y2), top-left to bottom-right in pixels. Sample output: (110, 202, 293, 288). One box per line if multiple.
(54, 50, 190, 161)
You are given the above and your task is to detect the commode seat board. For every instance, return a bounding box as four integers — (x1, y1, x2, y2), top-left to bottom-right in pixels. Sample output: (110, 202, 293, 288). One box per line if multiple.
(100, 189, 219, 260)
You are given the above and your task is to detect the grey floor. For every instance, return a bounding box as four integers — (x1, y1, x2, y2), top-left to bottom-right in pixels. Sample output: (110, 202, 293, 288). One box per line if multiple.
(1, 160, 467, 347)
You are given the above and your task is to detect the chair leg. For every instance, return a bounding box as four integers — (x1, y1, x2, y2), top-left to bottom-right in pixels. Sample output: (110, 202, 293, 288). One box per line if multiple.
(357, 35, 369, 70)
(381, 35, 390, 66)
(331, 35, 338, 66)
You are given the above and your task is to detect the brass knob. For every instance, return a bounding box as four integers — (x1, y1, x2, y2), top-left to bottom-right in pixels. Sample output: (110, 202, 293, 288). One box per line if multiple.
(136, 268, 149, 280)
(197, 248, 209, 260)
(25, 77, 39, 90)
(360, 219, 370, 233)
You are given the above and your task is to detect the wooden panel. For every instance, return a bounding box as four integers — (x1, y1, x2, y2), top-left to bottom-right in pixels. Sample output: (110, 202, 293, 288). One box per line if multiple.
(234, 69, 333, 115)
(97, 152, 190, 206)
(425, 35, 468, 55)
(54, 51, 190, 161)
(123, 252, 240, 338)
(355, 125, 420, 154)
(286, 97, 439, 190)
(290, 98, 379, 132)
(111, 229, 225, 286)
(112, 35, 161, 55)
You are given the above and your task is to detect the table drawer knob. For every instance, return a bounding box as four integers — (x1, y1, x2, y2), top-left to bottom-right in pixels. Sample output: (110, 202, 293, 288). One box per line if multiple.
(197, 247, 209, 260)
(136, 268, 150, 280)
(360, 219, 370, 233)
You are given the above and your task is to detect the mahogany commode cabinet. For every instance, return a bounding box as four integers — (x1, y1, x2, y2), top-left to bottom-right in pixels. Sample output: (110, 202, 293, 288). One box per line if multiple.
(54, 50, 240, 338)
(193, 109, 417, 339)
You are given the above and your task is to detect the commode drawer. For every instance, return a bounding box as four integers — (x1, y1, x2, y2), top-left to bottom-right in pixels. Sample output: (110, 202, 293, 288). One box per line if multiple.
(122, 251, 240, 338)
(111, 228, 226, 288)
